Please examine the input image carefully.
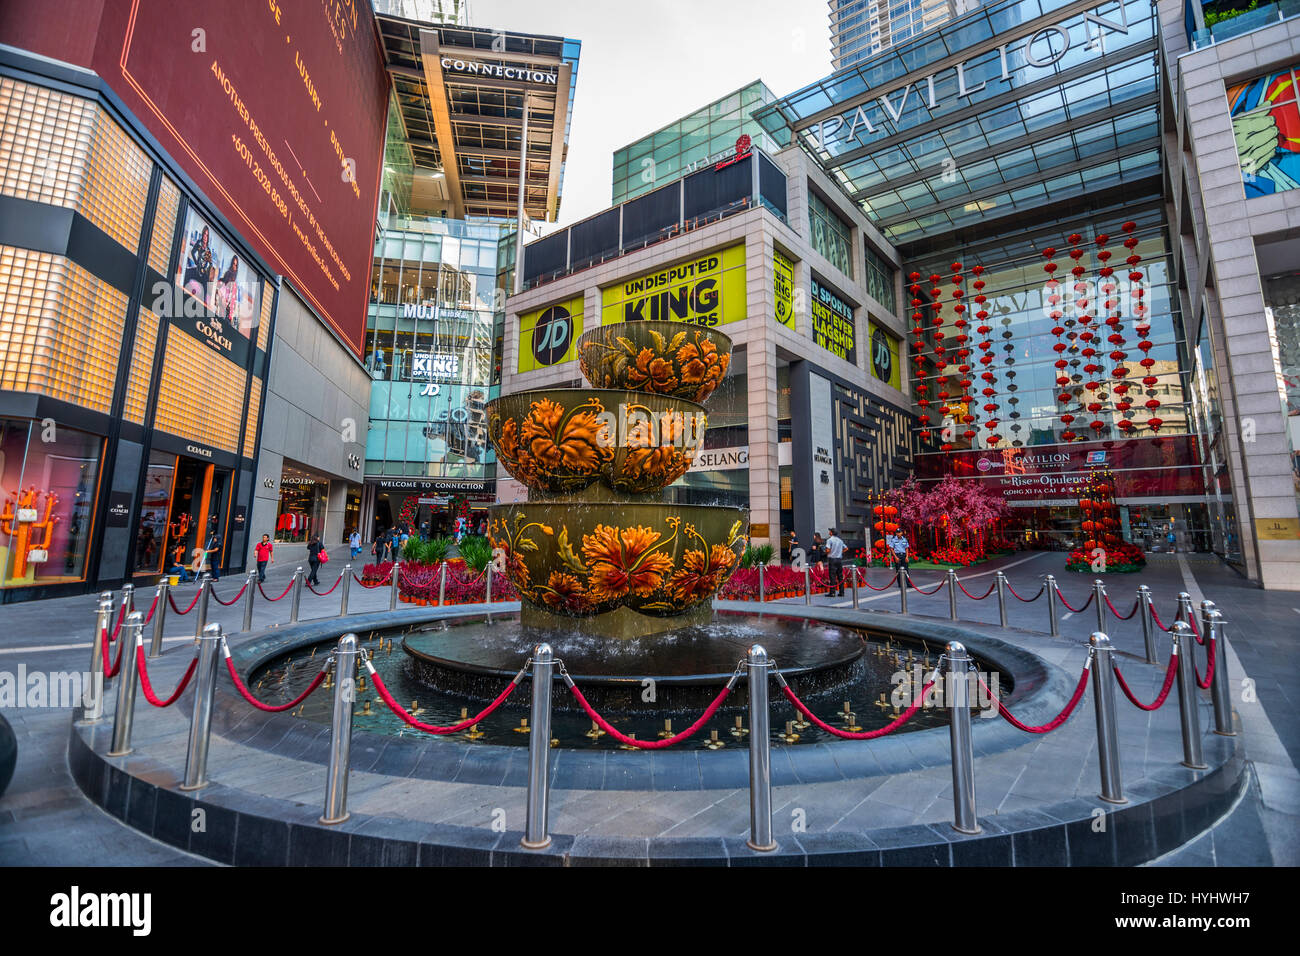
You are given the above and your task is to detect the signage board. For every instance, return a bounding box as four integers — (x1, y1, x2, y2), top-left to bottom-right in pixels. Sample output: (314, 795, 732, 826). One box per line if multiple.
(773, 250, 795, 329)
(811, 277, 856, 363)
(518, 296, 583, 371)
(601, 245, 746, 327)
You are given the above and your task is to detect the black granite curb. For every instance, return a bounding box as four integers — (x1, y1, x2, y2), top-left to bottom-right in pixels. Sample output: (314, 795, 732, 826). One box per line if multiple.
(207, 603, 1064, 789)
(67, 715, 1247, 866)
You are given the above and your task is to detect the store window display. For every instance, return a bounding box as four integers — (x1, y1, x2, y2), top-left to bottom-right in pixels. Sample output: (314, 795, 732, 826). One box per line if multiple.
(275, 466, 329, 543)
(0, 419, 102, 587)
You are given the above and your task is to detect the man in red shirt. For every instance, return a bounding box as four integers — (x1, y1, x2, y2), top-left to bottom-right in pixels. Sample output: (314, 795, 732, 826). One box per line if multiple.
(254, 534, 274, 583)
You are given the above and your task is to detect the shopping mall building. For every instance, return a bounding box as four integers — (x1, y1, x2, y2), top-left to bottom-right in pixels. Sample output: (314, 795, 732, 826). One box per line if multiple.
(505, 0, 1300, 589)
(0, 1, 388, 599)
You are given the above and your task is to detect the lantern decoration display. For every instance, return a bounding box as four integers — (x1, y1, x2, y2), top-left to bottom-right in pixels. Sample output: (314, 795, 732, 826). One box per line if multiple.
(1122, 221, 1159, 432)
(1066, 468, 1146, 573)
(928, 272, 955, 451)
(909, 272, 932, 442)
(950, 261, 976, 444)
(1043, 245, 1077, 441)
(1068, 232, 1103, 437)
(969, 264, 999, 447)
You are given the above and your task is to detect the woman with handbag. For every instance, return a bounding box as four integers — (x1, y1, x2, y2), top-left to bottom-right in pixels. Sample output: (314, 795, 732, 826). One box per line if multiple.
(307, 533, 325, 586)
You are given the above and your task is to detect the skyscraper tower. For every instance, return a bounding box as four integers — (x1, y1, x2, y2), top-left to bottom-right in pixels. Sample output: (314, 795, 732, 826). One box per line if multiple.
(830, 0, 980, 68)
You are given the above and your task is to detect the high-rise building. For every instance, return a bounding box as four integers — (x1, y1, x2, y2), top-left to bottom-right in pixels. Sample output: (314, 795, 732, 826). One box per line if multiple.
(831, 0, 980, 67)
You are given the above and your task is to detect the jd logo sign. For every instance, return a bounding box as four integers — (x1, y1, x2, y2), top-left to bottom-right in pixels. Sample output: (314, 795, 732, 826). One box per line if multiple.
(871, 327, 892, 382)
(532, 305, 573, 366)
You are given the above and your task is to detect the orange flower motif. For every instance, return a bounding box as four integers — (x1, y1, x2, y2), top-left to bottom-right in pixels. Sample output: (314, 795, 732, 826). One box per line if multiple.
(667, 545, 737, 605)
(582, 524, 673, 602)
(491, 536, 531, 590)
(627, 347, 678, 393)
(676, 338, 729, 400)
(517, 398, 612, 476)
(540, 572, 590, 613)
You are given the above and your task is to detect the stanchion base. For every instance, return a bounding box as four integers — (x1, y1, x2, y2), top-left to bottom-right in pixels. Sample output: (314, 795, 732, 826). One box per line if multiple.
(1180, 761, 1209, 771)
(106, 747, 133, 758)
(178, 780, 208, 792)
(1098, 794, 1128, 805)
(73, 717, 103, 727)
(1213, 729, 1237, 737)
(319, 811, 351, 825)
(951, 823, 982, 835)
(745, 839, 778, 852)
(520, 836, 552, 850)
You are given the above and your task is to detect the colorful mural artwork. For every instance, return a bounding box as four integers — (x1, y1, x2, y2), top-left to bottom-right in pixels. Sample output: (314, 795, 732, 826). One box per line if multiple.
(1229, 65, 1300, 199)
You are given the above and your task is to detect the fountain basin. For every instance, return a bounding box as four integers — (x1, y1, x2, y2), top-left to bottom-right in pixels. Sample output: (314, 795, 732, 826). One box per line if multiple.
(576, 320, 733, 404)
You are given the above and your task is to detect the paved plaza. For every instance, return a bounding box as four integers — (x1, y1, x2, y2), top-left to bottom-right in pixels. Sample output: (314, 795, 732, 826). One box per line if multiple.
(1, 550, 1295, 866)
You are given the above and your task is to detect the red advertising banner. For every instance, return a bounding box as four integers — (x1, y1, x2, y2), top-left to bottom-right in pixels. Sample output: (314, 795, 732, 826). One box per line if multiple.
(915, 436, 1207, 502)
(75, 0, 390, 357)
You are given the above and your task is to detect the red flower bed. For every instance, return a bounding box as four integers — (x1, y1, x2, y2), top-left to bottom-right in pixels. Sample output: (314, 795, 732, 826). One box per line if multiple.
(361, 561, 394, 584)
(1065, 541, 1146, 573)
(717, 564, 834, 601)
(396, 561, 519, 604)
(927, 545, 981, 566)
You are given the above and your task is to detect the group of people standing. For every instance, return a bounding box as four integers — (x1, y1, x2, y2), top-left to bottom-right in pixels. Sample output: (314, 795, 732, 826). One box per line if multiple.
(786, 526, 913, 595)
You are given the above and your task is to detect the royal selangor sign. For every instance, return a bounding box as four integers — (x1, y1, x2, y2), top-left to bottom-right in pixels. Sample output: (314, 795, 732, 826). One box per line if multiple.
(916, 436, 1206, 502)
(809, 4, 1136, 152)
(811, 276, 856, 363)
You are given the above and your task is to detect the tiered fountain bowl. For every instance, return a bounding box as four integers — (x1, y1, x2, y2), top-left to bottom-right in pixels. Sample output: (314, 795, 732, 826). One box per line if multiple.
(487, 320, 746, 639)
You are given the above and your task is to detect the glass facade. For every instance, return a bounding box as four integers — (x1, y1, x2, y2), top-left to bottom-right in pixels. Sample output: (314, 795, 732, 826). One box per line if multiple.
(808, 189, 855, 277)
(612, 81, 780, 205)
(365, 215, 509, 479)
(1228, 63, 1300, 199)
(1263, 272, 1300, 516)
(865, 244, 897, 312)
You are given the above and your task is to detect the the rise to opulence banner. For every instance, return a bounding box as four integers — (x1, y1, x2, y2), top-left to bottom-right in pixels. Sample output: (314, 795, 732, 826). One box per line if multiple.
(915, 436, 1207, 502)
(91, 0, 389, 357)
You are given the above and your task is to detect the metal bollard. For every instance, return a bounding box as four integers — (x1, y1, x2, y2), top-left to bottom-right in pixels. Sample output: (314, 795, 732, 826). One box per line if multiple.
(995, 571, 1008, 627)
(1175, 591, 1194, 625)
(79, 594, 114, 723)
(149, 582, 168, 658)
(521, 643, 554, 849)
(947, 568, 959, 621)
(746, 644, 776, 851)
(108, 612, 145, 757)
(121, 582, 135, 619)
(897, 567, 908, 614)
(241, 569, 256, 632)
(851, 565, 860, 610)
(389, 559, 401, 611)
(180, 623, 224, 791)
(320, 633, 358, 824)
(486, 563, 494, 605)
(1198, 599, 1216, 650)
(438, 561, 448, 606)
(758, 562, 765, 603)
(1089, 633, 1126, 804)
(803, 566, 812, 605)
(1045, 574, 1060, 637)
(339, 564, 352, 616)
(1093, 579, 1107, 635)
(1206, 609, 1234, 736)
(945, 641, 980, 834)
(289, 567, 304, 623)
(1137, 585, 1157, 664)
(1171, 622, 1207, 769)
(193, 573, 211, 643)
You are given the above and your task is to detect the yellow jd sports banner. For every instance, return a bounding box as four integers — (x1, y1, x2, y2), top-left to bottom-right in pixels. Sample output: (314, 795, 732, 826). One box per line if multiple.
(868, 321, 900, 390)
(773, 250, 794, 329)
(518, 296, 583, 372)
(601, 244, 746, 327)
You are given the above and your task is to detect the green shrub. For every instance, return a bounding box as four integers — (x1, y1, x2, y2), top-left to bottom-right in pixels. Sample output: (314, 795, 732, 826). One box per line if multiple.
(457, 535, 493, 572)
(422, 536, 451, 564)
(752, 544, 774, 566)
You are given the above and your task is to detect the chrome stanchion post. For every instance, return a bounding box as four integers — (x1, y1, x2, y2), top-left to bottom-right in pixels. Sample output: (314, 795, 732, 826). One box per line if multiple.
(289, 566, 304, 623)
(851, 565, 860, 610)
(320, 633, 358, 824)
(947, 568, 959, 621)
(180, 623, 223, 791)
(1089, 633, 1125, 804)
(339, 564, 352, 617)
(389, 559, 401, 611)
(1176, 591, 1193, 625)
(193, 573, 211, 642)
(803, 566, 812, 605)
(1094, 579, 1107, 634)
(79, 594, 113, 723)
(486, 563, 494, 605)
(746, 644, 776, 851)
(522, 643, 554, 850)
(437, 561, 448, 606)
(758, 562, 765, 603)
(149, 582, 168, 658)
(121, 582, 135, 619)
(1171, 622, 1207, 769)
(1045, 574, 1060, 637)
(108, 612, 145, 757)
(1198, 598, 1216, 647)
(897, 566, 908, 614)
(1206, 609, 1234, 736)
(1138, 585, 1156, 664)
(946, 641, 980, 834)
(995, 571, 1008, 627)
(241, 569, 256, 633)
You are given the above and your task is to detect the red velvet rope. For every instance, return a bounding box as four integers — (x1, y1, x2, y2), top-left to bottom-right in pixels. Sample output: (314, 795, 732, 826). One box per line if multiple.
(1195, 637, 1215, 690)
(369, 665, 518, 733)
(208, 581, 249, 606)
(353, 571, 392, 589)
(567, 680, 732, 749)
(980, 667, 1089, 734)
(101, 627, 126, 679)
(142, 595, 159, 624)
(1149, 602, 1171, 632)
(1104, 593, 1140, 620)
(110, 603, 127, 640)
(781, 680, 934, 739)
(1113, 653, 1178, 711)
(259, 579, 295, 602)
(956, 578, 997, 600)
(1186, 613, 1204, 644)
(136, 645, 199, 707)
(853, 569, 897, 591)
(1005, 582, 1045, 602)
(909, 578, 946, 595)
(306, 574, 342, 596)
(1054, 585, 1094, 613)
(224, 656, 328, 712)
(169, 590, 201, 615)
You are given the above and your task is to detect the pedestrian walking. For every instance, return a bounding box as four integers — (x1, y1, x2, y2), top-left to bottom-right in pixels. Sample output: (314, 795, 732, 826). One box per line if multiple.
(203, 519, 222, 581)
(306, 533, 324, 586)
(825, 527, 846, 596)
(254, 534, 273, 583)
(349, 528, 361, 560)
